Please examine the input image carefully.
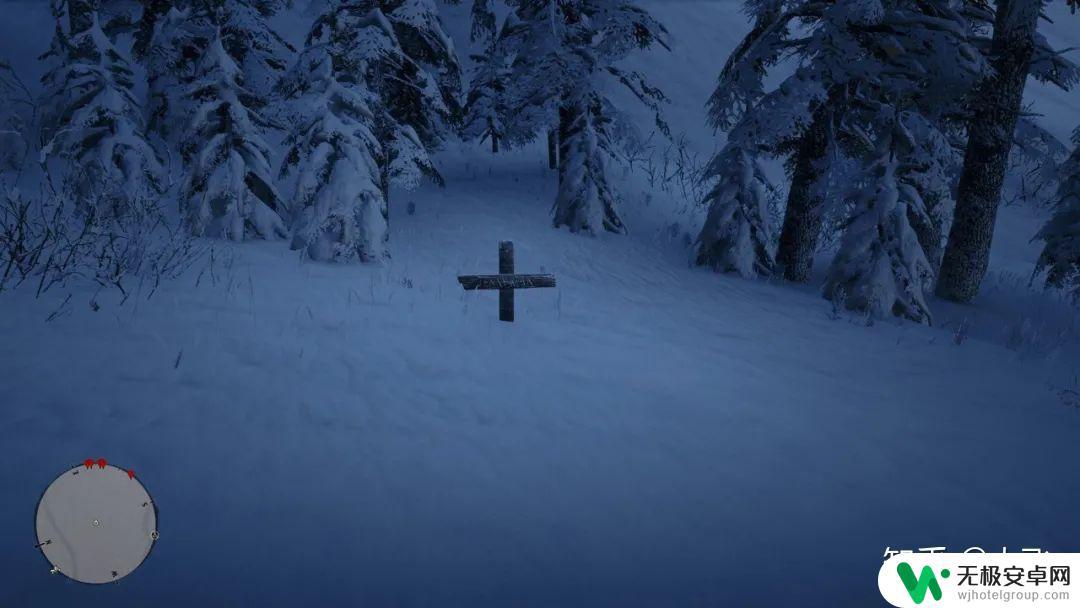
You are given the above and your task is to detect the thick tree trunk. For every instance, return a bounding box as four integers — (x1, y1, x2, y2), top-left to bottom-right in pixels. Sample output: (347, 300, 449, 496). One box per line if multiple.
(547, 128, 558, 170)
(936, 0, 1040, 302)
(776, 101, 831, 283)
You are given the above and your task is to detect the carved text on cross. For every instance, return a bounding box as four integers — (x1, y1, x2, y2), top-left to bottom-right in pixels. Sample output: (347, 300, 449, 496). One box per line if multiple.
(457, 241, 556, 322)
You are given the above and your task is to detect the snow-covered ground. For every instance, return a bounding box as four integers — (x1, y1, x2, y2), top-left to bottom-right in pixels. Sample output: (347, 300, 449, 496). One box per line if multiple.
(1, 1, 1079, 606)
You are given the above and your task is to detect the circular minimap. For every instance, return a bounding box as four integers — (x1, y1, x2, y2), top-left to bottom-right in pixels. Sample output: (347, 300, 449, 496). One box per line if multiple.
(35, 461, 157, 584)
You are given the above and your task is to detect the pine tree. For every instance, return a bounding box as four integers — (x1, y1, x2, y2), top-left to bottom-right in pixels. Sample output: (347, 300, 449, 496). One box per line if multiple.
(134, 0, 175, 60)
(500, 0, 669, 234)
(554, 94, 622, 233)
(146, 0, 294, 141)
(462, 5, 509, 153)
(140, 1, 295, 62)
(773, 91, 832, 282)
(68, 0, 98, 33)
(1034, 128, 1080, 298)
(463, 45, 508, 153)
(469, 0, 496, 43)
(824, 115, 935, 324)
(40, 0, 164, 214)
(899, 113, 961, 274)
(1009, 117, 1072, 210)
(178, 27, 286, 240)
(936, 0, 1043, 302)
(937, 0, 1078, 302)
(368, 0, 461, 196)
(146, 5, 205, 140)
(277, 7, 387, 262)
(299, 1, 459, 203)
(273, 0, 462, 261)
(217, 0, 296, 95)
(0, 60, 33, 173)
(383, 0, 463, 134)
(695, 144, 775, 277)
(707, 0, 994, 282)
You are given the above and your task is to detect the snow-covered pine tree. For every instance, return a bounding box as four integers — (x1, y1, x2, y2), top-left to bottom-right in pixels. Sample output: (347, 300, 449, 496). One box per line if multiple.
(1008, 117, 1071, 209)
(937, 0, 1079, 302)
(823, 113, 935, 324)
(383, 0, 463, 133)
(134, 0, 174, 60)
(366, 0, 461, 197)
(298, 1, 459, 203)
(67, 0, 99, 33)
(145, 0, 293, 141)
(500, 0, 669, 234)
(705, 2, 830, 279)
(178, 26, 286, 240)
(1034, 128, 1080, 297)
(251, 0, 294, 13)
(554, 93, 622, 232)
(216, 0, 296, 95)
(462, 7, 510, 153)
(40, 0, 164, 214)
(146, 5, 206, 140)
(0, 60, 33, 174)
(463, 55, 507, 153)
(277, 8, 387, 262)
(469, 0, 496, 43)
(705, 0, 993, 282)
(695, 144, 775, 277)
(898, 112, 962, 273)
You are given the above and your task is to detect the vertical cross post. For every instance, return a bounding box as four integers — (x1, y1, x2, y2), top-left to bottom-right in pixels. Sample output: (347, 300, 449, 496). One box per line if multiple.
(499, 241, 514, 322)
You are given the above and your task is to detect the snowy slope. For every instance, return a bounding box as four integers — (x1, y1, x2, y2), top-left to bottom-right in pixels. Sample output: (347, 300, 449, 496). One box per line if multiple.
(0, 2, 1079, 607)
(2, 148, 1079, 607)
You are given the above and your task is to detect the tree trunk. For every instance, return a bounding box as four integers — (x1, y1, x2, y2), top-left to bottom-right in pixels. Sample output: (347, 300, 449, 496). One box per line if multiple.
(380, 161, 390, 206)
(936, 0, 1041, 302)
(776, 101, 831, 283)
(547, 128, 558, 170)
(490, 118, 499, 154)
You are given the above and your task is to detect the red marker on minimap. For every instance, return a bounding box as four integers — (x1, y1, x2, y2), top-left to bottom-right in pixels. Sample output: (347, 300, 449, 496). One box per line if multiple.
(97, 458, 107, 469)
(127, 470, 135, 480)
(84, 459, 93, 469)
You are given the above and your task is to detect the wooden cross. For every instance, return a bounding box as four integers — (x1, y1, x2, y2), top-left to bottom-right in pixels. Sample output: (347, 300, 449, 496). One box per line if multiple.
(458, 241, 556, 322)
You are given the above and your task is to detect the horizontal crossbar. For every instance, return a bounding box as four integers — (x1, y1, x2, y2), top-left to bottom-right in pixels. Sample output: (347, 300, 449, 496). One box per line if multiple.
(457, 274, 557, 291)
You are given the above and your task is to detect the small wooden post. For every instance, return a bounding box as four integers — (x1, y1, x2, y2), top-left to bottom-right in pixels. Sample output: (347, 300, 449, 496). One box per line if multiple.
(499, 241, 514, 322)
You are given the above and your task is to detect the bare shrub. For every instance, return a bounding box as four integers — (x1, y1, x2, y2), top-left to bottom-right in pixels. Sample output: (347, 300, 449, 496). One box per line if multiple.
(0, 184, 204, 303)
